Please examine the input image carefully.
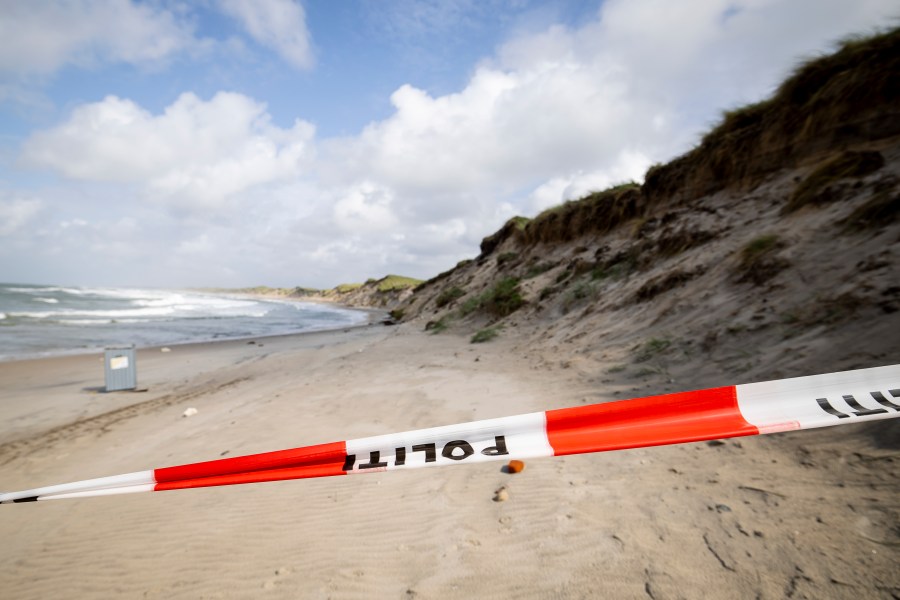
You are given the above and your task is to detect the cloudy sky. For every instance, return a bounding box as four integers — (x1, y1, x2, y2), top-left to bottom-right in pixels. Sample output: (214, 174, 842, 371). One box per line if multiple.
(0, 0, 895, 289)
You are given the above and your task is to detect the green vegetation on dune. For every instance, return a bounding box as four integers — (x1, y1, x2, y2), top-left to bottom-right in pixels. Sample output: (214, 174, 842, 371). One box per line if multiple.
(732, 234, 790, 286)
(471, 326, 502, 343)
(436, 286, 466, 308)
(521, 183, 642, 246)
(376, 274, 424, 293)
(458, 277, 525, 318)
(334, 283, 363, 293)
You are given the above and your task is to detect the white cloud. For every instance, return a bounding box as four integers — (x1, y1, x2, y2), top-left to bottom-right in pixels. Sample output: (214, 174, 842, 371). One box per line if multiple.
(219, 0, 314, 70)
(0, 195, 42, 236)
(21, 92, 315, 210)
(0, 0, 197, 75)
(334, 182, 399, 233)
(10, 0, 898, 287)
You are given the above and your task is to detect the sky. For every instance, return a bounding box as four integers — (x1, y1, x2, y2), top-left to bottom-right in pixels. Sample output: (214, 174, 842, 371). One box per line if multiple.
(0, 0, 896, 289)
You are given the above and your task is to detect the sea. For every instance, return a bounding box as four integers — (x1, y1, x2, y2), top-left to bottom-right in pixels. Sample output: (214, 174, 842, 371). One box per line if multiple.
(0, 283, 371, 361)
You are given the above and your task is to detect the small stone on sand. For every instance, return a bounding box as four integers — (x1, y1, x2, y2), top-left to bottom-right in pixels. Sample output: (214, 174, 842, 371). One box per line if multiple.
(506, 460, 525, 474)
(160, 347, 171, 352)
(493, 486, 509, 502)
(182, 407, 198, 418)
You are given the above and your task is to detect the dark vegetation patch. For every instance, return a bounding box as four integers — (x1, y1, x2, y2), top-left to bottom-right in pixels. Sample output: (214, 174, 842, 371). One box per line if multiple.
(839, 189, 900, 232)
(562, 280, 600, 313)
(425, 317, 449, 334)
(388, 309, 405, 321)
(497, 252, 519, 266)
(591, 248, 640, 281)
(634, 338, 673, 363)
(458, 277, 526, 318)
(633, 267, 706, 303)
(783, 150, 884, 214)
(480, 277, 526, 317)
(479, 216, 530, 257)
(435, 286, 466, 308)
(471, 326, 501, 344)
(520, 183, 643, 246)
(733, 235, 790, 285)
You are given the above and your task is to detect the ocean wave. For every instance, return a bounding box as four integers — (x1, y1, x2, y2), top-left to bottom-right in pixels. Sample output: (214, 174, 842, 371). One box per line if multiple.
(34, 297, 60, 304)
(8, 307, 177, 319)
(58, 319, 114, 325)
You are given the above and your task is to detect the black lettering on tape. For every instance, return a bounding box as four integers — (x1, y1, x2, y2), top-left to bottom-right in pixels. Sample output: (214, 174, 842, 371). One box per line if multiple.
(870, 391, 900, 411)
(394, 447, 406, 467)
(842, 394, 888, 417)
(816, 397, 849, 419)
(342, 454, 357, 471)
(412, 443, 437, 463)
(359, 450, 388, 469)
(481, 435, 510, 456)
(442, 440, 475, 461)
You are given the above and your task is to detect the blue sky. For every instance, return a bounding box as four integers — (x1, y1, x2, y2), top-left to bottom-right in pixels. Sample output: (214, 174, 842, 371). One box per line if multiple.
(0, 0, 896, 288)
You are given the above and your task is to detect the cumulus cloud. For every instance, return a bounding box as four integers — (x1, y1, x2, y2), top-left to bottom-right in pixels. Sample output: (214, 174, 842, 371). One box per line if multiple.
(21, 92, 315, 210)
(11, 0, 899, 287)
(0, 0, 197, 75)
(219, 0, 314, 70)
(334, 183, 399, 233)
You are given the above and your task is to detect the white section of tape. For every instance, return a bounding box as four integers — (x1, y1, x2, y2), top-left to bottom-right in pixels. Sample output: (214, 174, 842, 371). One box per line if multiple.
(345, 411, 552, 473)
(38, 484, 156, 501)
(736, 364, 900, 431)
(0, 470, 155, 503)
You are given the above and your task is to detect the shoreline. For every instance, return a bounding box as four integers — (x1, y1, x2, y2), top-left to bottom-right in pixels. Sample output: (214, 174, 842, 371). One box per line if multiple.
(0, 297, 385, 365)
(0, 318, 391, 448)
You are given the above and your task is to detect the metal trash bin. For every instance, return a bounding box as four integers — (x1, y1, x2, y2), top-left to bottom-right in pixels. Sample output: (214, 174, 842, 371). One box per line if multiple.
(104, 346, 137, 392)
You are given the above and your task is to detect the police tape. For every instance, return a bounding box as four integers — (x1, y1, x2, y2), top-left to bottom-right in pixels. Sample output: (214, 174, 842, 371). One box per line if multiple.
(2, 364, 898, 503)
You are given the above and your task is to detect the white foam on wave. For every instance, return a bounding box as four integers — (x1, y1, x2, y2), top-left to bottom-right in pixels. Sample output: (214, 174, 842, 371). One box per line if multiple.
(34, 297, 59, 304)
(58, 319, 114, 325)
(9, 306, 177, 319)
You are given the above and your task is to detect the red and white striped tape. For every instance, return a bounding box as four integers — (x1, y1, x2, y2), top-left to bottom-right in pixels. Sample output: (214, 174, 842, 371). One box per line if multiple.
(2, 364, 898, 503)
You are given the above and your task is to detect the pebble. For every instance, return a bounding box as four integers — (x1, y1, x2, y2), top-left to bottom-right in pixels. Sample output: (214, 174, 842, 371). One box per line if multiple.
(182, 407, 199, 418)
(493, 486, 509, 502)
(506, 460, 525, 473)
(160, 347, 171, 352)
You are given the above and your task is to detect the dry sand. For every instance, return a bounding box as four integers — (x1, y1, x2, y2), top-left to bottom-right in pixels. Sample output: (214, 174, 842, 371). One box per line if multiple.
(0, 322, 897, 599)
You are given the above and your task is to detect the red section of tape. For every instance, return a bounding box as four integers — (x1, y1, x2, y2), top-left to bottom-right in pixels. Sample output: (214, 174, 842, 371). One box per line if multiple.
(545, 386, 758, 456)
(155, 462, 347, 491)
(154, 441, 347, 484)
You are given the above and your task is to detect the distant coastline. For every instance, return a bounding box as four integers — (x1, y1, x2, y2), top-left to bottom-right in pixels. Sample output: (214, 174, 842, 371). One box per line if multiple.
(0, 284, 372, 362)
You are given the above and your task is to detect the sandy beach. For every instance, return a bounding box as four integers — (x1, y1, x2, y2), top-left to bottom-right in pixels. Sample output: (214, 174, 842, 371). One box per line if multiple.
(1, 320, 897, 599)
